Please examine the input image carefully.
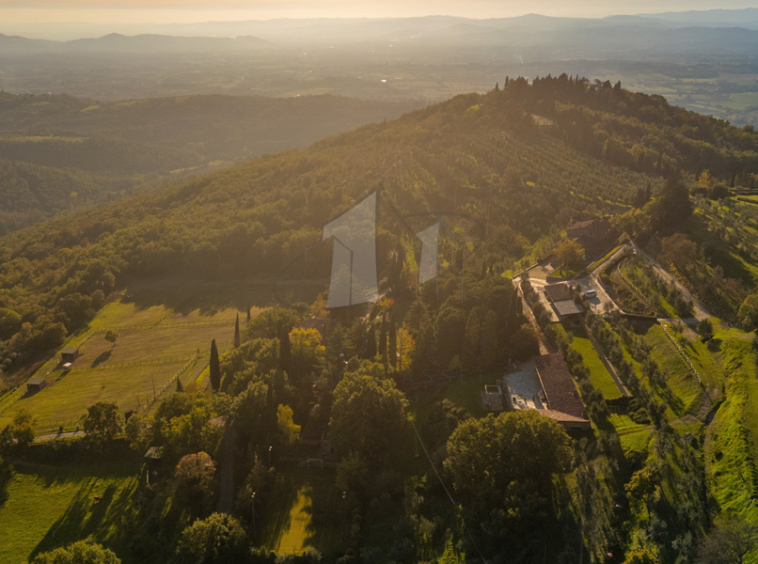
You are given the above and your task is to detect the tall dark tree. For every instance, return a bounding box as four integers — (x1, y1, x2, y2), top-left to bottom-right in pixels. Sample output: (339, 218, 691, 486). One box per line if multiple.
(330, 372, 411, 473)
(379, 315, 387, 358)
(697, 516, 758, 564)
(209, 339, 221, 391)
(83, 402, 121, 447)
(0, 409, 35, 457)
(367, 325, 377, 359)
(656, 171, 692, 229)
(388, 312, 397, 368)
(175, 513, 250, 564)
(444, 410, 572, 559)
(698, 318, 714, 343)
(246, 303, 251, 323)
(233, 313, 241, 349)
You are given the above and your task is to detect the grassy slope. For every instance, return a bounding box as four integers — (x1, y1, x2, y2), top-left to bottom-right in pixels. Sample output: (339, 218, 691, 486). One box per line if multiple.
(704, 321, 758, 521)
(646, 325, 704, 416)
(0, 294, 239, 432)
(0, 459, 139, 564)
(568, 327, 623, 400)
(609, 413, 653, 454)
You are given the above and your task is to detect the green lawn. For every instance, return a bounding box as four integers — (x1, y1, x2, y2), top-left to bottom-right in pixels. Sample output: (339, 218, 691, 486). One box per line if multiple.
(608, 413, 652, 454)
(568, 327, 623, 400)
(0, 293, 243, 433)
(77, 325, 232, 368)
(261, 468, 345, 555)
(705, 340, 758, 521)
(0, 361, 191, 433)
(0, 459, 139, 564)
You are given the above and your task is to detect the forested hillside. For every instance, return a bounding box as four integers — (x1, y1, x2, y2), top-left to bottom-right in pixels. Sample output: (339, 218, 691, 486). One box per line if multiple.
(0, 160, 127, 233)
(0, 93, 420, 232)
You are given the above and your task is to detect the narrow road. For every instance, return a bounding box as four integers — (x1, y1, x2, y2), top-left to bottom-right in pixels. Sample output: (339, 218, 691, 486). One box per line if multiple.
(515, 284, 553, 356)
(573, 245, 628, 314)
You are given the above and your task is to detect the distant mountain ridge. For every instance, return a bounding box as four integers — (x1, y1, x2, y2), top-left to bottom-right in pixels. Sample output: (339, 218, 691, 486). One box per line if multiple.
(0, 32, 270, 54)
(2, 14, 758, 56)
(3, 8, 758, 43)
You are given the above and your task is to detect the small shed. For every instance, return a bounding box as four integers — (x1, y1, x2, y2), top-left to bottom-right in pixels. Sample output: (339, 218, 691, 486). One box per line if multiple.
(27, 377, 46, 393)
(144, 446, 165, 485)
(61, 347, 79, 363)
(144, 446, 164, 462)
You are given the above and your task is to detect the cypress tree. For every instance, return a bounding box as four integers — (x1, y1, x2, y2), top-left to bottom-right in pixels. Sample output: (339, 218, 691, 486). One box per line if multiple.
(246, 303, 251, 323)
(367, 325, 377, 359)
(379, 315, 387, 358)
(388, 312, 397, 368)
(234, 313, 241, 348)
(176, 378, 184, 392)
(209, 339, 221, 391)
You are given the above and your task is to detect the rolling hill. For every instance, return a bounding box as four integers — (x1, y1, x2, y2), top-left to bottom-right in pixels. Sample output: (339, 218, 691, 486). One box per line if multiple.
(0, 93, 421, 232)
(0, 76, 755, 386)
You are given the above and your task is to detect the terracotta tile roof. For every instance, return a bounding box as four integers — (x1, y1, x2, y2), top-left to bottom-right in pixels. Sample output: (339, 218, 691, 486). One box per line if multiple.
(544, 282, 573, 302)
(540, 409, 592, 425)
(553, 300, 584, 317)
(534, 353, 588, 422)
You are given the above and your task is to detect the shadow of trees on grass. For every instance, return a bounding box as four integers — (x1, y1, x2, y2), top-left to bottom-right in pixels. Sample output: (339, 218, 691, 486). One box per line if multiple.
(261, 468, 345, 555)
(30, 477, 136, 560)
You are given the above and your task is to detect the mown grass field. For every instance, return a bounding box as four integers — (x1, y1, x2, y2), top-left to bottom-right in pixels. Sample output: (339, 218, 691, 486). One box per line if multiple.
(608, 413, 652, 454)
(568, 327, 623, 400)
(0, 459, 139, 564)
(0, 361, 192, 434)
(0, 277, 279, 432)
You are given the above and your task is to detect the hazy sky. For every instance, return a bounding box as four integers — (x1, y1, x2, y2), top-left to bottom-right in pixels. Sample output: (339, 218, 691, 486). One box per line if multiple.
(1, 0, 757, 23)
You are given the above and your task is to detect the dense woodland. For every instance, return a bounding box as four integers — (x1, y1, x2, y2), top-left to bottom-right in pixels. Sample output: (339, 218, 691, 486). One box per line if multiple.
(2, 77, 758, 563)
(0, 92, 419, 232)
